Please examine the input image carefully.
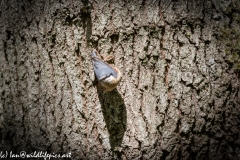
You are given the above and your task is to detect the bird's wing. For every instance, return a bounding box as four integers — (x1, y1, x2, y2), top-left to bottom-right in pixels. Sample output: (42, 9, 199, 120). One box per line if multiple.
(92, 57, 118, 80)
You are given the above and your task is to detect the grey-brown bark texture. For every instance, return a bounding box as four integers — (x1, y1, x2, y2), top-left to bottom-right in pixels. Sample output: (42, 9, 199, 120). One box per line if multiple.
(0, 0, 240, 159)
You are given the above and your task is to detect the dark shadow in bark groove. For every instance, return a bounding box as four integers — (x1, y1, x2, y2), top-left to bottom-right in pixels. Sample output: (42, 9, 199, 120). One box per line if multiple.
(96, 87, 127, 153)
(80, 0, 92, 47)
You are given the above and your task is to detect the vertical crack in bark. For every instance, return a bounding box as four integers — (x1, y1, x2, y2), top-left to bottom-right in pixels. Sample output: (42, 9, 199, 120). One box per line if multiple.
(80, 0, 92, 47)
(3, 42, 8, 62)
(77, 49, 87, 120)
(139, 92, 150, 140)
(161, 26, 165, 59)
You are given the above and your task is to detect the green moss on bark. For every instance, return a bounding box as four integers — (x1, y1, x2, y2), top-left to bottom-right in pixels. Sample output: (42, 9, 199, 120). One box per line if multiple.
(220, 1, 240, 72)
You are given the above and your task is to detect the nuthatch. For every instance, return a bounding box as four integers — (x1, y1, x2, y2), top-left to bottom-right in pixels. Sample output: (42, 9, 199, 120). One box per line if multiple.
(91, 51, 122, 91)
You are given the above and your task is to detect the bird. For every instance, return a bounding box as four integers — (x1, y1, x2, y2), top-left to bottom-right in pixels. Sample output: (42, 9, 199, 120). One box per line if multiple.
(91, 51, 122, 91)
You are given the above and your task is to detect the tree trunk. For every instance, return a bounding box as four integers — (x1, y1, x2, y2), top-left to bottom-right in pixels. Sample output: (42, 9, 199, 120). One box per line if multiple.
(0, 0, 239, 159)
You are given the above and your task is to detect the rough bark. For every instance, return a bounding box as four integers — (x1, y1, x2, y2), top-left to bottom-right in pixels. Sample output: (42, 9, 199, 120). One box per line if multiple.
(0, 0, 240, 160)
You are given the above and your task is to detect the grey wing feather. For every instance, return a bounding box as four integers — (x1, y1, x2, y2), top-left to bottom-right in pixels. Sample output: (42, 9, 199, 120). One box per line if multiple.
(92, 57, 117, 80)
